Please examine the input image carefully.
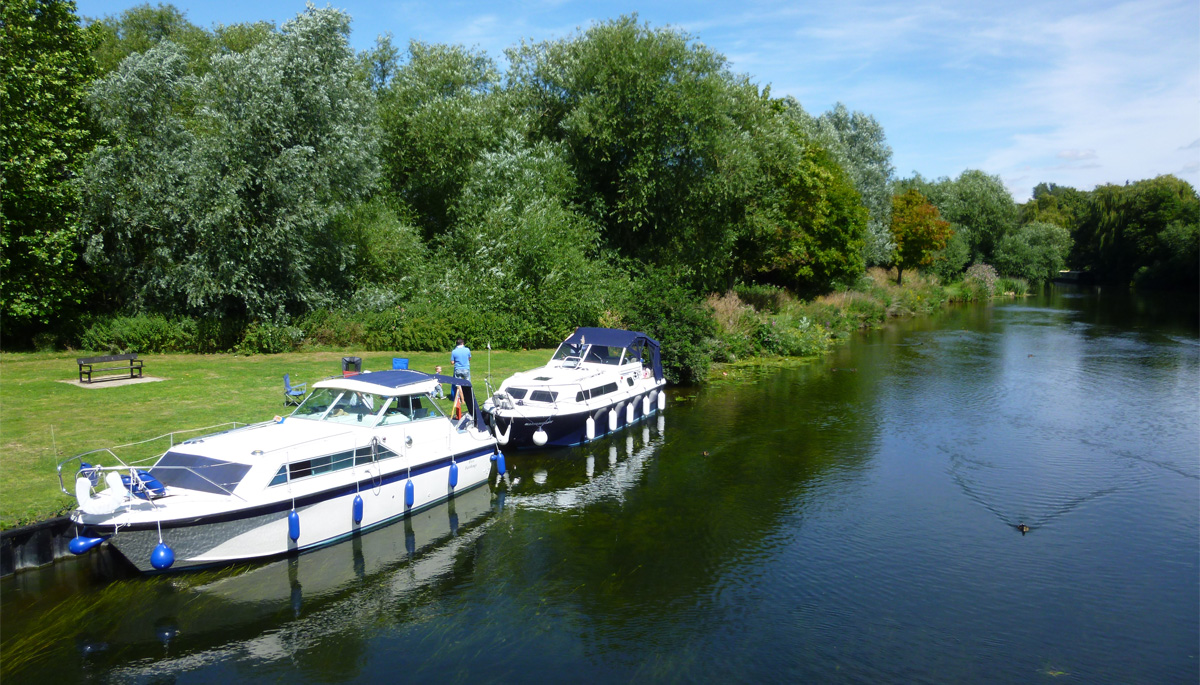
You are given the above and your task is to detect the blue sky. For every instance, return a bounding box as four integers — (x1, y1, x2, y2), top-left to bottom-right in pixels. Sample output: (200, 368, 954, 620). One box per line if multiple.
(76, 0, 1200, 201)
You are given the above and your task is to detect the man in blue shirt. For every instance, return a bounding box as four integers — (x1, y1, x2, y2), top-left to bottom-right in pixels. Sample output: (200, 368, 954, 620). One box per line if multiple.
(450, 338, 471, 381)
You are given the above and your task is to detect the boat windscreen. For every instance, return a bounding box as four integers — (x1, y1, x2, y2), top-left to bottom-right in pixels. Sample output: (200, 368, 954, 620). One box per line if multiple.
(552, 342, 584, 361)
(149, 452, 252, 495)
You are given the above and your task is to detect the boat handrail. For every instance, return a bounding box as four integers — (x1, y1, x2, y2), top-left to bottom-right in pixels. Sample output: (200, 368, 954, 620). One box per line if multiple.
(55, 422, 254, 493)
(57, 456, 247, 501)
(110, 422, 250, 452)
(255, 429, 357, 455)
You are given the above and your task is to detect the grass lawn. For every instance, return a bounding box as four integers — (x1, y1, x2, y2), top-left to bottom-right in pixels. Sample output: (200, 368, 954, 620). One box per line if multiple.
(0, 348, 549, 529)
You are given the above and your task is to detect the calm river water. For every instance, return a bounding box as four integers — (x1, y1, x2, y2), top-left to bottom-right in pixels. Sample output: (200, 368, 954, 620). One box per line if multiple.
(3, 285, 1197, 683)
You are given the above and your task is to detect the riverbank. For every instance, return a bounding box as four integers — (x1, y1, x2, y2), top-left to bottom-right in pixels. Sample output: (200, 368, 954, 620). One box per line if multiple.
(0, 349, 547, 531)
(0, 268, 1003, 533)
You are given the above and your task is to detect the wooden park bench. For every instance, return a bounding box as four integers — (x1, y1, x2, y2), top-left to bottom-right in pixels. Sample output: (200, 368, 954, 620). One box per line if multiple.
(77, 353, 144, 383)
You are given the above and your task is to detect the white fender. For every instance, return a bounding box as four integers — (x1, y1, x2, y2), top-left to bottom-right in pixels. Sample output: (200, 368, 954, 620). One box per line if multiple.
(608, 408, 618, 432)
(586, 455, 594, 479)
(586, 416, 595, 441)
(642, 394, 651, 415)
(626, 402, 635, 423)
(76, 472, 127, 515)
(494, 420, 511, 446)
(533, 428, 549, 446)
(657, 390, 666, 411)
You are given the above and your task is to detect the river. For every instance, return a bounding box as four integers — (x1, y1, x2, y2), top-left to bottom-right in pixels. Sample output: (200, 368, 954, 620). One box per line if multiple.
(2, 285, 1197, 683)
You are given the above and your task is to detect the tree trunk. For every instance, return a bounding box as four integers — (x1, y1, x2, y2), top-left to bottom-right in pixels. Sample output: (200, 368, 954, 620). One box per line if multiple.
(896, 266, 904, 285)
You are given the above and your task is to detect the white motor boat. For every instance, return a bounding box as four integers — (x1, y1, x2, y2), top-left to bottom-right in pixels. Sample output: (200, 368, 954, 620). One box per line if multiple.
(58, 369, 503, 572)
(481, 327, 667, 448)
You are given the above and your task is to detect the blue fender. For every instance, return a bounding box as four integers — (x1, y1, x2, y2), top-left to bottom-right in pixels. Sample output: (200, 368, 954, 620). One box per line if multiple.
(352, 494, 364, 524)
(288, 509, 300, 541)
(151, 542, 175, 570)
(69, 535, 108, 555)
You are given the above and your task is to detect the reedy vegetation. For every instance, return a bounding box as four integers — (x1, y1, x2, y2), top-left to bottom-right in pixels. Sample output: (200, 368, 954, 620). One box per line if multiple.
(4, 3, 1197, 383)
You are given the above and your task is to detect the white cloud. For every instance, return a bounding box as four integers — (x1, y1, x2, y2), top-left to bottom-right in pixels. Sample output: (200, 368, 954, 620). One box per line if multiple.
(1057, 150, 1098, 161)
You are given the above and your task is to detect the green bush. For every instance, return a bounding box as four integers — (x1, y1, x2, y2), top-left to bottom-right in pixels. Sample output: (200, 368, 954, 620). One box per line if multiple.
(763, 314, 831, 356)
(996, 277, 1029, 296)
(31, 332, 57, 352)
(194, 317, 246, 353)
(238, 322, 304, 354)
(963, 263, 998, 300)
(733, 283, 791, 314)
(930, 228, 971, 282)
(622, 269, 715, 384)
(78, 315, 197, 353)
(994, 221, 1070, 284)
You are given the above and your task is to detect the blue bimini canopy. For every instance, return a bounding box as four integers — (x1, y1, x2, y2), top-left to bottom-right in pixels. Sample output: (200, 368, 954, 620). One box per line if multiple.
(347, 369, 433, 389)
(563, 327, 663, 382)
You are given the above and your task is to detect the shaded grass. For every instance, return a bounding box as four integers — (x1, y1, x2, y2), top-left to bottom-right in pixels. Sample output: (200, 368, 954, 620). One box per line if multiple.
(0, 349, 548, 529)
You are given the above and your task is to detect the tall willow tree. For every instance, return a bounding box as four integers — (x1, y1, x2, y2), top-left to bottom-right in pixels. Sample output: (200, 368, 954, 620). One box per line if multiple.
(80, 6, 378, 321)
(1072, 175, 1199, 288)
(377, 40, 508, 239)
(507, 15, 761, 291)
(789, 100, 894, 266)
(738, 104, 867, 292)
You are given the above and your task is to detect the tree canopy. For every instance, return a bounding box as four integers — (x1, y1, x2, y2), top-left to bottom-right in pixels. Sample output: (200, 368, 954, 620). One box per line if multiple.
(79, 6, 378, 321)
(890, 188, 952, 285)
(4, 1, 1197, 356)
(1070, 175, 1199, 288)
(1, 0, 99, 331)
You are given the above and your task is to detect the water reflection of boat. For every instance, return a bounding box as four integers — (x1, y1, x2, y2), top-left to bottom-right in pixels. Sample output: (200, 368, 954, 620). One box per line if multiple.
(193, 482, 495, 609)
(57, 485, 499, 681)
(507, 417, 666, 512)
(482, 328, 667, 448)
(58, 370, 500, 572)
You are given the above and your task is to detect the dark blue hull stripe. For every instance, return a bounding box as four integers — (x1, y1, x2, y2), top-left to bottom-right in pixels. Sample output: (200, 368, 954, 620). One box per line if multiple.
(136, 480, 489, 574)
(484, 392, 660, 449)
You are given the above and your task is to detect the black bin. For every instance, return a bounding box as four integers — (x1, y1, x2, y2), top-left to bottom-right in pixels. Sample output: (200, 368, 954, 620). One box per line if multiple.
(342, 356, 362, 377)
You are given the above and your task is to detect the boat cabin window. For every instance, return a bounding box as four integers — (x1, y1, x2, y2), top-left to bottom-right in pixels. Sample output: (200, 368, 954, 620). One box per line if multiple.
(292, 388, 386, 425)
(578, 382, 619, 401)
(291, 388, 447, 427)
(507, 388, 529, 400)
(379, 394, 444, 425)
(552, 342, 585, 361)
(553, 341, 645, 367)
(529, 390, 558, 403)
(291, 387, 340, 420)
(584, 345, 623, 365)
(268, 446, 382, 487)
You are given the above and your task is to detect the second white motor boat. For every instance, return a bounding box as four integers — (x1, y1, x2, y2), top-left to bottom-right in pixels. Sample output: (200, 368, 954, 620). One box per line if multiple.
(481, 327, 667, 448)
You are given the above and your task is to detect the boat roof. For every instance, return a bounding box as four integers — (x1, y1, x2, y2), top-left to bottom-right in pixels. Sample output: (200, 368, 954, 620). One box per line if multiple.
(311, 370, 486, 425)
(313, 369, 438, 395)
(564, 327, 659, 349)
(563, 327, 663, 381)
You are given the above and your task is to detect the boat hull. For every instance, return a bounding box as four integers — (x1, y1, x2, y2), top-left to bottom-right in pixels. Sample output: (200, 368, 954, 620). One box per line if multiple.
(83, 448, 496, 572)
(483, 386, 664, 449)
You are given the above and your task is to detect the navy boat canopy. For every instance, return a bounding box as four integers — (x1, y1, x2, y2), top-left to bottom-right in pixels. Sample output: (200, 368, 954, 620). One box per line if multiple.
(344, 369, 434, 389)
(563, 327, 663, 381)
